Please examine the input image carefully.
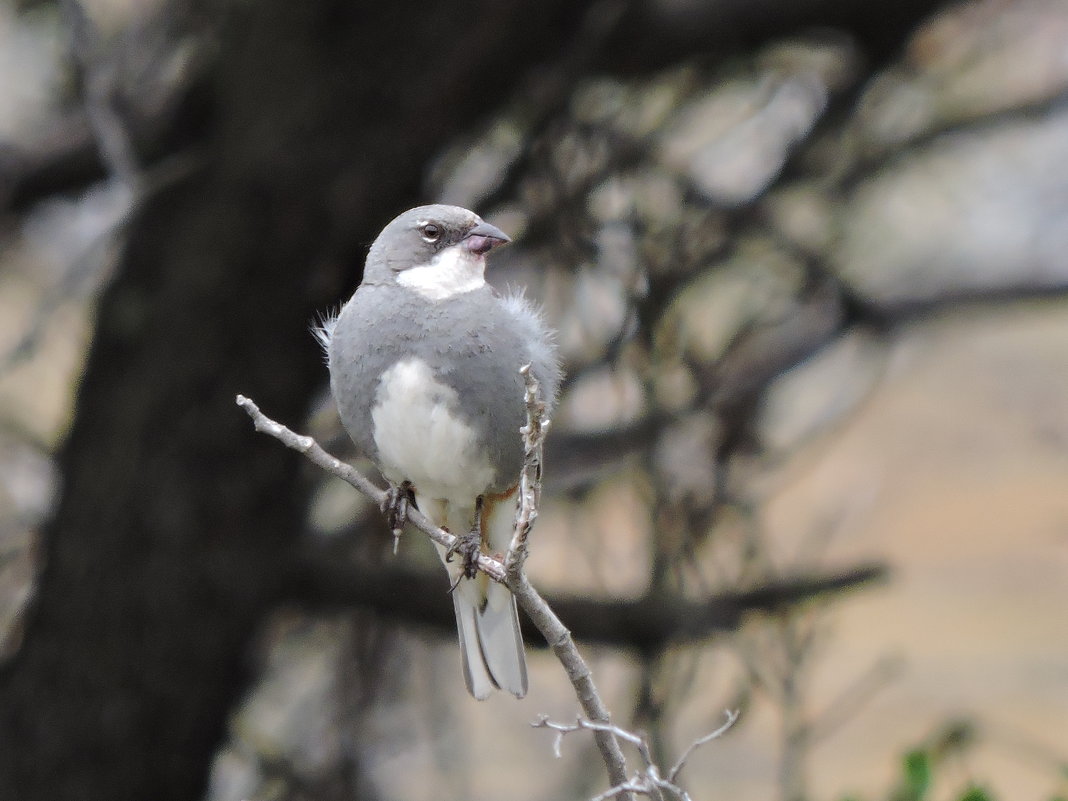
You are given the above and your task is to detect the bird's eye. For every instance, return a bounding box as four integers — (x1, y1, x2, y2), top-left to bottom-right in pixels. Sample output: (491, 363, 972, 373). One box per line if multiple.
(421, 223, 442, 242)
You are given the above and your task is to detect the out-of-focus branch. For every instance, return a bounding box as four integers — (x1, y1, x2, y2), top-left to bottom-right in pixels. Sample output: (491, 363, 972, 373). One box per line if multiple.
(836, 89, 1068, 191)
(0, 114, 102, 212)
(63, 0, 141, 191)
(286, 553, 886, 651)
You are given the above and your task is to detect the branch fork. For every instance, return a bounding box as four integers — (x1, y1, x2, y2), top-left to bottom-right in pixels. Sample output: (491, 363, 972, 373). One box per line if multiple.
(533, 711, 739, 801)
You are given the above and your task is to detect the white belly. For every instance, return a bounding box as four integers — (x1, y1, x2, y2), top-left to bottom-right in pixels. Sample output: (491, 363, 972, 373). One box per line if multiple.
(371, 357, 496, 501)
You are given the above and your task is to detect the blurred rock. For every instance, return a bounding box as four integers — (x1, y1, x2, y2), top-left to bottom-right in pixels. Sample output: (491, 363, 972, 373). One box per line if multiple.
(854, 0, 1068, 153)
(572, 68, 695, 139)
(555, 363, 645, 432)
(0, 434, 56, 528)
(658, 40, 856, 205)
(764, 181, 836, 256)
(835, 107, 1068, 308)
(429, 118, 525, 210)
(655, 237, 805, 365)
(0, 3, 63, 141)
(653, 410, 720, 506)
(757, 330, 886, 453)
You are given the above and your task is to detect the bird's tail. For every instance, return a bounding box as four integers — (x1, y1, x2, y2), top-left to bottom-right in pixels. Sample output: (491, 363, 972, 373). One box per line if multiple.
(451, 573, 527, 699)
(424, 491, 528, 699)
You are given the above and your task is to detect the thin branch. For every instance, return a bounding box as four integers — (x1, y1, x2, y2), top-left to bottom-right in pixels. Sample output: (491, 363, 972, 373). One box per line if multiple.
(235, 391, 631, 796)
(535, 715, 644, 757)
(505, 547, 632, 793)
(534, 713, 740, 801)
(591, 781, 654, 801)
(535, 716, 676, 801)
(666, 709, 740, 783)
(807, 654, 902, 744)
(236, 395, 507, 582)
(505, 364, 547, 579)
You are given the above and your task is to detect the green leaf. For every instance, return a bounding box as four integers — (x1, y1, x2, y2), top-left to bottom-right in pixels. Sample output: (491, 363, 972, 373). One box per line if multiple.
(956, 786, 994, 801)
(902, 750, 932, 801)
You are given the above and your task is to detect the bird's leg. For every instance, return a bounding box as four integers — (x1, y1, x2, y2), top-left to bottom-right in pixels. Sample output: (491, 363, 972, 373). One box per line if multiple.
(380, 480, 413, 554)
(446, 495, 484, 581)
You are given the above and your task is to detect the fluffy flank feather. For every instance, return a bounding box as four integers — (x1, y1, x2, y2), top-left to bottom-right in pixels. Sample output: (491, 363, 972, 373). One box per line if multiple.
(310, 307, 339, 362)
(502, 287, 562, 404)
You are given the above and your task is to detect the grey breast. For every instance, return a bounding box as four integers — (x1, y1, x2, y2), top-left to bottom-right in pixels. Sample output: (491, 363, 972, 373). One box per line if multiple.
(328, 282, 555, 494)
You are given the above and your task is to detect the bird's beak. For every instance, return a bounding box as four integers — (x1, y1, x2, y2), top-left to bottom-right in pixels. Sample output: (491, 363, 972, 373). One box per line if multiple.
(463, 220, 511, 255)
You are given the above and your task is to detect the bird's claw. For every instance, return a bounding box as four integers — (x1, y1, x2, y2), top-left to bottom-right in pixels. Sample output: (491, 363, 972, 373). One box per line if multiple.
(445, 529, 482, 582)
(381, 481, 413, 552)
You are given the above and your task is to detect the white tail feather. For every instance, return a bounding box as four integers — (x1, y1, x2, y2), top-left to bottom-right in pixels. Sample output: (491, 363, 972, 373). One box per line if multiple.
(423, 492, 528, 699)
(451, 579, 498, 700)
(474, 586, 526, 696)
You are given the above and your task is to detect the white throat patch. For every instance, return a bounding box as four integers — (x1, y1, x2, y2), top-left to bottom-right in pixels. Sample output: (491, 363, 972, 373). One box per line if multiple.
(396, 245, 486, 301)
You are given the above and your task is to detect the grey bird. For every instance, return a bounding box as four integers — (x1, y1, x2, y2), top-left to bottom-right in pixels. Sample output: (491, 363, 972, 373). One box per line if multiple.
(317, 205, 561, 699)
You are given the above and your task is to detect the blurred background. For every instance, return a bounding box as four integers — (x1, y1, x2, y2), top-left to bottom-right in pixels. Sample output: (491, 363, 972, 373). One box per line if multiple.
(1, 0, 1066, 800)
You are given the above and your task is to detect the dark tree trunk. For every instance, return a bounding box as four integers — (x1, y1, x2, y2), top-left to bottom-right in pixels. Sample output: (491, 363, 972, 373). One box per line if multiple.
(0, 2, 590, 799)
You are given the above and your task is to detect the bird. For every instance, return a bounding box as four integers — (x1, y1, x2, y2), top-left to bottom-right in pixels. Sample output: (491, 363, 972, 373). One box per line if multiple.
(317, 204, 561, 699)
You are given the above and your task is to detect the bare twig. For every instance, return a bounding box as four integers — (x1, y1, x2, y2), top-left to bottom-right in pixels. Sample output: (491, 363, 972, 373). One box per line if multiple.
(236, 395, 507, 582)
(534, 715, 650, 760)
(503, 369, 630, 794)
(235, 390, 632, 796)
(807, 654, 902, 745)
(533, 711, 739, 801)
(505, 363, 547, 579)
(509, 574, 632, 792)
(591, 781, 653, 801)
(666, 709, 740, 783)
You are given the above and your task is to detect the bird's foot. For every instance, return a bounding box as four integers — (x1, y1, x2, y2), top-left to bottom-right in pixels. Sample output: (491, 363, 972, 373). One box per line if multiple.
(446, 495, 484, 582)
(381, 481, 413, 554)
(446, 530, 482, 584)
